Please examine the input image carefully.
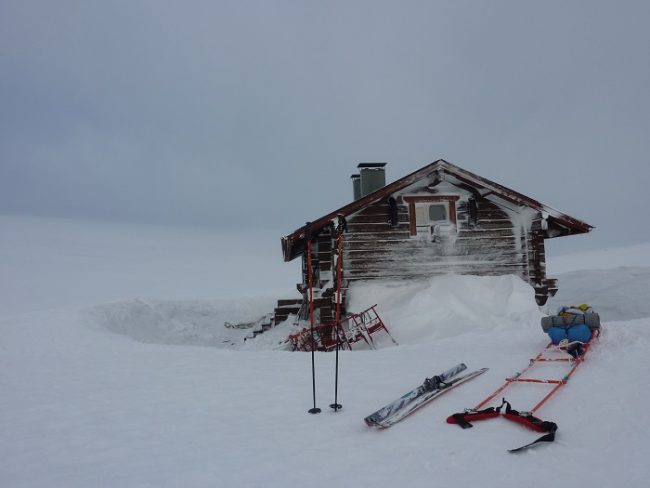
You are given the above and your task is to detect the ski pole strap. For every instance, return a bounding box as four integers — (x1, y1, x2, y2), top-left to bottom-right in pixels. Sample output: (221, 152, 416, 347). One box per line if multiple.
(447, 398, 558, 451)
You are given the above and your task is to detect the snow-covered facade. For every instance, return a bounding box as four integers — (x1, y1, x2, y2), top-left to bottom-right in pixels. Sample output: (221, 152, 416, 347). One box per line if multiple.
(280, 160, 593, 323)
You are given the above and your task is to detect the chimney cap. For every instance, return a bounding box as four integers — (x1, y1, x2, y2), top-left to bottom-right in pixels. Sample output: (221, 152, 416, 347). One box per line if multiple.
(357, 162, 387, 169)
(350, 174, 360, 179)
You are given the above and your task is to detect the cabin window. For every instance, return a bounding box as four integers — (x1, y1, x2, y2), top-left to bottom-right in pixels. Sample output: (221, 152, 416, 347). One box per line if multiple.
(403, 195, 459, 237)
(428, 204, 447, 222)
(414, 202, 448, 227)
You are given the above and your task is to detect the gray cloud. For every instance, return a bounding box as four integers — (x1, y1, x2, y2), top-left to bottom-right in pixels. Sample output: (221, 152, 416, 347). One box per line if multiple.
(1, 0, 649, 251)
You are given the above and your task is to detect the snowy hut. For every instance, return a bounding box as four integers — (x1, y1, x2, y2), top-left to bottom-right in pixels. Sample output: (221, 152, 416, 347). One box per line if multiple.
(277, 160, 593, 325)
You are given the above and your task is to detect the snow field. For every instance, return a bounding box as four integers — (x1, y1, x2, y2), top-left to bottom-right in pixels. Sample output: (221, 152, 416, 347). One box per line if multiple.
(1, 216, 650, 487)
(5, 310, 646, 487)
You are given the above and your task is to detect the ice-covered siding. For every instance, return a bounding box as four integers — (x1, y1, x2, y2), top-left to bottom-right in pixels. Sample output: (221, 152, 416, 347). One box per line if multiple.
(339, 177, 553, 303)
(295, 227, 342, 324)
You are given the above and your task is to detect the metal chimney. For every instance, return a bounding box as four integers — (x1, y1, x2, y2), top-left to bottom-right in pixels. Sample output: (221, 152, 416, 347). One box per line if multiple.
(350, 174, 361, 200)
(358, 163, 387, 197)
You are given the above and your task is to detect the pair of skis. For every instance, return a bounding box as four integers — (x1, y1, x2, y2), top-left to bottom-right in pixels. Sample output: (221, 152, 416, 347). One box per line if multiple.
(365, 363, 488, 428)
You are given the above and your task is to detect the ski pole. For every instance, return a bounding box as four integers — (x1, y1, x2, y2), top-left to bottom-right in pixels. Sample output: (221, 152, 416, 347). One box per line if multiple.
(330, 218, 346, 411)
(306, 224, 321, 414)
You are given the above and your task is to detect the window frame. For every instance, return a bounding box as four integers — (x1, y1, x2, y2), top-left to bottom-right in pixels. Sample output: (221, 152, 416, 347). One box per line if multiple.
(403, 195, 459, 236)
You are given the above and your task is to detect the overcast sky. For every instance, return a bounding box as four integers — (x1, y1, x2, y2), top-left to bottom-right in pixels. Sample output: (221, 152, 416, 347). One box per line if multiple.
(1, 0, 648, 252)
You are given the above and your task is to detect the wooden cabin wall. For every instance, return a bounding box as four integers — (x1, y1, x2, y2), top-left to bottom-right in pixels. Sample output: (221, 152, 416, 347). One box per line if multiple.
(298, 194, 555, 318)
(299, 226, 339, 323)
(343, 196, 541, 287)
(527, 218, 556, 304)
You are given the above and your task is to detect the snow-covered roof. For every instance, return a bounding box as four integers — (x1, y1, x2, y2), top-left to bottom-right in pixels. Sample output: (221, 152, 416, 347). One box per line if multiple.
(281, 159, 593, 262)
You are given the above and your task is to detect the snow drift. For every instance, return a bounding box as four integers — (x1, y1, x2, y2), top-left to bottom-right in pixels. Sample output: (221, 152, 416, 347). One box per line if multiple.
(348, 274, 543, 345)
(92, 274, 544, 351)
(92, 297, 276, 348)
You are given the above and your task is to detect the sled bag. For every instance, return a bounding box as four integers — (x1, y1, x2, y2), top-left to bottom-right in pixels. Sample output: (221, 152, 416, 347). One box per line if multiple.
(540, 312, 601, 332)
(547, 324, 593, 344)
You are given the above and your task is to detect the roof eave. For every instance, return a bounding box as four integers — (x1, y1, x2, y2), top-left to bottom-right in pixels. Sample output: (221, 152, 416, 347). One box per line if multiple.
(439, 161, 593, 235)
(281, 160, 446, 261)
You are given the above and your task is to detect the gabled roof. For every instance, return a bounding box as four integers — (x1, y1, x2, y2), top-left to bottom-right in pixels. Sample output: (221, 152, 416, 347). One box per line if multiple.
(281, 159, 593, 262)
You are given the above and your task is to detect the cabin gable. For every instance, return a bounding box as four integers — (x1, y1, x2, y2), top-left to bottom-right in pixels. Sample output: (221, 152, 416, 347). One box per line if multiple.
(343, 179, 541, 285)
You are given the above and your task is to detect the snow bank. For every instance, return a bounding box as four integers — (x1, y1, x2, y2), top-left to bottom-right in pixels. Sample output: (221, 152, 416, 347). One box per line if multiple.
(347, 274, 543, 346)
(96, 262, 650, 352)
(92, 275, 543, 351)
(92, 297, 276, 347)
(91, 297, 307, 351)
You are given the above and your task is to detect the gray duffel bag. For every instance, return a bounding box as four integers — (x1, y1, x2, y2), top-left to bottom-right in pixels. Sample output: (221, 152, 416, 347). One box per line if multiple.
(540, 312, 601, 332)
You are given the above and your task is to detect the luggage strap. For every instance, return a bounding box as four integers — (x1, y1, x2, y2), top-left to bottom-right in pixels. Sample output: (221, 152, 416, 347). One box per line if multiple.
(447, 398, 558, 452)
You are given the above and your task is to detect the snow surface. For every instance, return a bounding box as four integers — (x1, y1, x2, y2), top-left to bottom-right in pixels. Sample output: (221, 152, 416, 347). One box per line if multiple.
(1, 215, 650, 487)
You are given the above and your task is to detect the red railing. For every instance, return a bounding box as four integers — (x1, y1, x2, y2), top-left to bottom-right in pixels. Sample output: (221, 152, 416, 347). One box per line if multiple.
(286, 304, 398, 352)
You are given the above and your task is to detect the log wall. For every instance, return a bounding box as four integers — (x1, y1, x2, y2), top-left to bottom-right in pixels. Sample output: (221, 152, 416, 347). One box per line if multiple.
(298, 193, 554, 320)
(341, 195, 551, 303)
